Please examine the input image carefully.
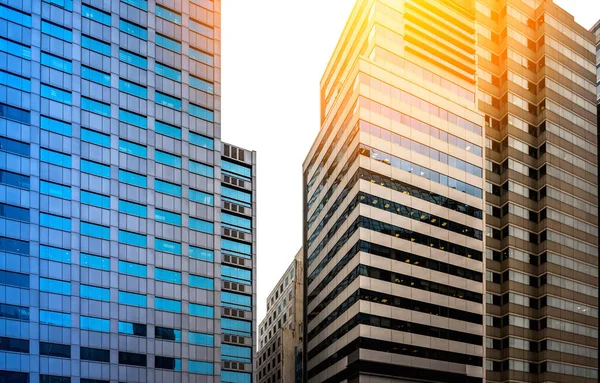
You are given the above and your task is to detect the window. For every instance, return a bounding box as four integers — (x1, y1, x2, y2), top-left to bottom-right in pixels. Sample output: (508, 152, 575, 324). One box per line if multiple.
(41, 84, 72, 104)
(222, 265, 251, 285)
(155, 209, 181, 226)
(80, 253, 110, 271)
(222, 213, 251, 230)
(189, 47, 214, 65)
(119, 19, 147, 40)
(0, 303, 29, 321)
(0, 70, 30, 92)
(190, 275, 214, 290)
(155, 63, 182, 82)
(189, 218, 214, 234)
(189, 161, 213, 177)
(155, 238, 182, 255)
(40, 213, 70, 231)
(41, 21, 72, 42)
(155, 268, 181, 284)
(80, 190, 110, 209)
(155, 92, 182, 110)
(119, 109, 147, 128)
(155, 326, 181, 342)
(41, 116, 71, 136)
(118, 230, 147, 247)
(222, 186, 251, 205)
(156, 34, 181, 52)
(189, 332, 214, 346)
(40, 376, 70, 383)
(119, 78, 147, 98)
(80, 222, 110, 240)
(118, 260, 147, 277)
(80, 316, 110, 332)
(122, 0, 147, 11)
(40, 245, 71, 263)
(222, 160, 251, 180)
(0, 38, 31, 60)
(81, 347, 110, 363)
(155, 121, 181, 139)
(155, 297, 181, 313)
(119, 49, 147, 69)
(156, 6, 181, 24)
(40, 310, 70, 327)
(189, 76, 214, 94)
(189, 246, 214, 262)
(81, 159, 110, 178)
(40, 342, 70, 358)
(119, 169, 147, 187)
(118, 200, 147, 218)
(0, 137, 28, 158)
(80, 284, 110, 301)
(189, 104, 214, 122)
(0, 203, 28, 222)
(189, 132, 214, 149)
(189, 20, 213, 38)
(222, 318, 252, 336)
(41, 53, 72, 73)
(0, 236, 29, 255)
(189, 189, 213, 205)
(222, 292, 251, 310)
(40, 148, 71, 167)
(0, 5, 32, 27)
(119, 291, 147, 307)
(222, 344, 251, 363)
(155, 179, 181, 197)
(82, 97, 111, 116)
(81, 128, 111, 147)
(222, 239, 252, 259)
(81, 5, 111, 25)
(118, 321, 147, 336)
(189, 303, 214, 318)
(81, 66, 111, 87)
(189, 361, 214, 375)
(155, 150, 181, 168)
(222, 371, 251, 383)
(119, 351, 146, 367)
(119, 139, 147, 158)
(155, 356, 181, 371)
(40, 278, 70, 295)
(81, 35, 111, 56)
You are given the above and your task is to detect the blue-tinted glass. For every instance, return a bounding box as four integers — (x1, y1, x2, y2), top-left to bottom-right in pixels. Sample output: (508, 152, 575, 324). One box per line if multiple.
(189, 48, 213, 66)
(119, 291, 147, 307)
(155, 238, 181, 255)
(41, 84, 72, 104)
(80, 253, 110, 271)
(0, 70, 30, 92)
(40, 310, 70, 327)
(122, 0, 147, 11)
(155, 179, 181, 196)
(156, 34, 181, 52)
(0, 303, 29, 321)
(81, 35, 111, 56)
(40, 245, 71, 263)
(0, 203, 28, 222)
(82, 97, 111, 116)
(222, 160, 251, 179)
(118, 260, 147, 277)
(189, 161, 213, 178)
(40, 213, 71, 231)
(118, 321, 147, 336)
(155, 63, 182, 82)
(222, 239, 251, 257)
(222, 186, 251, 204)
(155, 150, 181, 168)
(119, 109, 147, 128)
(40, 148, 71, 168)
(80, 190, 110, 209)
(81, 128, 111, 147)
(189, 132, 214, 150)
(189, 332, 214, 346)
(222, 292, 251, 310)
(189, 104, 214, 122)
(40, 278, 71, 295)
(222, 318, 251, 336)
(189, 76, 214, 94)
(189, 361, 214, 375)
(156, 357, 181, 371)
(155, 327, 181, 342)
(155, 268, 181, 284)
(189, 189, 213, 206)
(44, 0, 73, 10)
(41, 116, 71, 136)
(0, 137, 28, 156)
(119, 200, 147, 218)
(222, 265, 251, 284)
(155, 121, 181, 139)
(0, 270, 28, 288)
(120, 49, 147, 69)
(155, 92, 181, 110)
(156, 6, 181, 24)
(41, 53, 72, 73)
(118, 230, 147, 247)
(222, 344, 251, 363)
(189, 303, 213, 318)
(40, 180, 71, 199)
(155, 297, 181, 313)
(119, 140, 147, 158)
(0, 236, 29, 255)
(82, 5, 111, 25)
(81, 66, 110, 86)
(0, 103, 30, 123)
(155, 209, 181, 226)
(189, 20, 214, 38)
(189, 246, 214, 262)
(119, 169, 147, 187)
(119, 79, 147, 98)
(80, 316, 110, 332)
(80, 284, 110, 301)
(189, 275, 213, 290)
(189, 218, 214, 234)
(80, 222, 110, 240)
(119, 19, 147, 40)
(81, 159, 111, 178)
(0, 5, 31, 27)
(222, 213, 251, 230)
(0, 38, 31, 60)
(41, 21, 72, 42)
(222, 371, 251, 383)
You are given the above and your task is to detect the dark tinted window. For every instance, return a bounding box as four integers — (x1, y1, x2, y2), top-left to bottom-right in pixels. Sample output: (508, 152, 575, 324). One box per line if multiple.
(40, 342, 70, 358)
(119, 351, 146, 366)
(81, 347, 110, 363)
(0, 336, 28, 353)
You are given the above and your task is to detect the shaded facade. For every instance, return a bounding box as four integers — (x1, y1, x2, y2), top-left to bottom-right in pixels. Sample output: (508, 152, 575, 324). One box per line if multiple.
(0, 0, 255, 382)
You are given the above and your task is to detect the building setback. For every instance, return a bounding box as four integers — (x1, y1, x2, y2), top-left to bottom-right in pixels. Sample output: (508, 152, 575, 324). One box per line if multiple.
(303, 0, 486, 382)
(0, 0, 256, 382)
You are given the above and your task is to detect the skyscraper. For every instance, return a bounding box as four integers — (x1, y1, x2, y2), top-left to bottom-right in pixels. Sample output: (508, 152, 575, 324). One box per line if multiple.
(0, 0, 256, 382)
(303, 0, 486, 381)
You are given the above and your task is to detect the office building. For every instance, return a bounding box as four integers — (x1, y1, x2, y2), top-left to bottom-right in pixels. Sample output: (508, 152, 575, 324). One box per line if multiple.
(303, 0, 486, 381)
(593, 19, 600, 108)
(0, 0, 256, 382)
(257, 249, 303, 383)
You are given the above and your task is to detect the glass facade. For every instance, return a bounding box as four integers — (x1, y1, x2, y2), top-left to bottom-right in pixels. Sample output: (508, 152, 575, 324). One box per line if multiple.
(0, 0, 256, 382)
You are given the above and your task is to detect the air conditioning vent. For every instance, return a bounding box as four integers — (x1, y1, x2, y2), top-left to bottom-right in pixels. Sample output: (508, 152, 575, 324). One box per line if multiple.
(223, 227, 247, 241)
(223, 361, 246, 371)
(224, 334, 246, 345)
(224, 307, 246, 319)
(223, 281, 246, 293)
(223, 254, 247, 267)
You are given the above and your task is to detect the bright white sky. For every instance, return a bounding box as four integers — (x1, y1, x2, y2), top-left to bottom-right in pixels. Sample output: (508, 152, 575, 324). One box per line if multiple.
(220, 0, 600, 323)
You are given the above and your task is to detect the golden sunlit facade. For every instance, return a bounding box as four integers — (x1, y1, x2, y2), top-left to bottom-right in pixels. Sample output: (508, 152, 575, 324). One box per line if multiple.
(303, 0, 486, 381)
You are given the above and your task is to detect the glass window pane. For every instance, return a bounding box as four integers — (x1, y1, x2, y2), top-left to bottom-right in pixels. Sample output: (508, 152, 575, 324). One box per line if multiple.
(41, 116, 71, 136)
(119, 109, 147, 128)
(80, 253, 110, 271)
(81, 128, 111, 147)
(81, 66, 111, 86)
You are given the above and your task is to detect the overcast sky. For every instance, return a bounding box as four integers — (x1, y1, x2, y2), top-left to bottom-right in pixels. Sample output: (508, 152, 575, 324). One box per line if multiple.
(220, 0, 600, 323)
